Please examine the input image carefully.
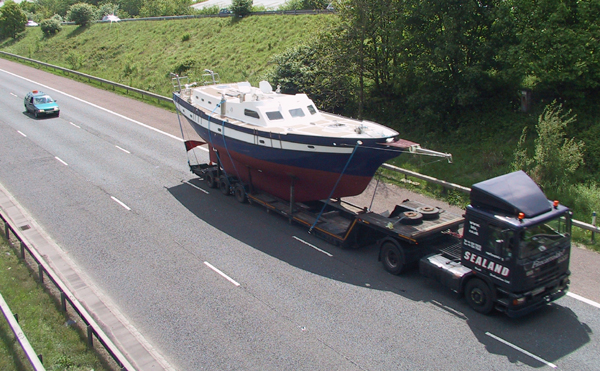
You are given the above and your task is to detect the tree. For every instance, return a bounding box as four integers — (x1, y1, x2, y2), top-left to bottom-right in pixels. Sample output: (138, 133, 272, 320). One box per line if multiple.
(67, 2, 97, 26)
(512, 102, 585, 191)
(0, 1, 27, 39)
(40, 18, 62, 35)
(231, 0, 252, 17)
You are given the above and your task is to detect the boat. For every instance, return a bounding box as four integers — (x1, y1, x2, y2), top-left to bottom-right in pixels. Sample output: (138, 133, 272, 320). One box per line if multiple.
(171, 70, 451, 202)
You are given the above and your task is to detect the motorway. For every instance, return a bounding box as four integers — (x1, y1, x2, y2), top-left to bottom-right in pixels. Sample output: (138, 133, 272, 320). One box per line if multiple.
(0, 58, 599, 371)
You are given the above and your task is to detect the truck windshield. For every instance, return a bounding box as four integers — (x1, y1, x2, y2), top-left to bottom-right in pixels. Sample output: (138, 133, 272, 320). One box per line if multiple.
(518, 215, 570, 259)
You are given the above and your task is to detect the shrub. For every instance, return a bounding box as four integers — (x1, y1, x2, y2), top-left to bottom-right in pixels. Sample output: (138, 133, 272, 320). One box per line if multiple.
(40, 18, 62, 35)
(67, 3, 97, 26)
(231, 0, 252, 17)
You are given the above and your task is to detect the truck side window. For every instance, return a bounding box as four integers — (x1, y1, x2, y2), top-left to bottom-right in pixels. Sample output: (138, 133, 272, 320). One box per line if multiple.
(487, 224, 504, 257)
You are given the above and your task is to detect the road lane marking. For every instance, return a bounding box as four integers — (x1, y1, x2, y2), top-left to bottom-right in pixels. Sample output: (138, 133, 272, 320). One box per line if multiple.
(110, 196, 131, 211)
(184, 181, 209, 194)
(485, 332, 557, 368)
(55, 156, 68, 166)
(567, 292, 600, 309)
(115, 145, 131, 154)
(204, 262, 240, 286)
(292, 236, 333, 257)
(69, 122, 81, 128)
(10, 92, 17, 97)
(17, 130, 26, 137)
(1, 68, 184, 142)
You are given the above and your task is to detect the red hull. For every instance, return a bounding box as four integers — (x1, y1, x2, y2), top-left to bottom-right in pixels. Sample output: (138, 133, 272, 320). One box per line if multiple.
(210, 146, 372, 202)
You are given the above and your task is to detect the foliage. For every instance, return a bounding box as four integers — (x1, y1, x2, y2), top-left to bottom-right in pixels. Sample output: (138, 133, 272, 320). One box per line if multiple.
(139, 0, 193, 17)
(40, 18, 62, 35)
(96, 2, 120, 19)
(67, 2, 97, 26)
(512, 102, 585, 193)
(231, 0, 253, 17)
(279, 0, 328, 10)
(267, 41, 351, 113)
(0, 1, 27, 39)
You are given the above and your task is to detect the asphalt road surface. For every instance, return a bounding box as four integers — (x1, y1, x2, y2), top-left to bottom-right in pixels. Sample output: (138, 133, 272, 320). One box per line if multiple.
(0, 58, 599, 371)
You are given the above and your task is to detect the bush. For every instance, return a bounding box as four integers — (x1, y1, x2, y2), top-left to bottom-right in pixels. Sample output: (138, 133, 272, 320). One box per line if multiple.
(40, 18, 62, 35)
(231, 0, 252, 17)
(67, 3, 97, 26)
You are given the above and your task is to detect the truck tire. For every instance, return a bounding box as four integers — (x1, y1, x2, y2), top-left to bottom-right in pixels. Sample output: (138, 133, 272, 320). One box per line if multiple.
(416, 206, 440, 220)
(234, 183, 247, 203)
(400, 211, 423, 225)
(205, 171, 217, 188)
(219, 175, 231, 195)
(465, 278, 494, 314)
(381, 240, 406, 275)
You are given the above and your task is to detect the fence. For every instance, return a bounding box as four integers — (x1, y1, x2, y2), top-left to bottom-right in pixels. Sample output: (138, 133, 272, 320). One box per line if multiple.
(1, 50, 598, 237)
(0, 214, 135, 371)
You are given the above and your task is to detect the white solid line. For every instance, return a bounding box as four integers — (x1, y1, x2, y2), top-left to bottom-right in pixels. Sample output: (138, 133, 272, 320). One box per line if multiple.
(292, 236, 333, 257)
(567, 292, 600, 309)
(204, 262, 240, 286)
(115, 145, 131, 154)
(55, 156, 68, 166)
(485, 332, 557, 368)
(110, 196, 131, 211)
(184, 181, 209, 194)
(1, 68, 184, 142)
(69, 122, 81, 128)
(17, 130, 26, 137)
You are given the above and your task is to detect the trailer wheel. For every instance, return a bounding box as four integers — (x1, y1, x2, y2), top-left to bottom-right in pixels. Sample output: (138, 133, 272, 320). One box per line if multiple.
(205, 171, 218, 188)
(465, 278, 494, 314)
(219, 175, 231, 195)
(234, 183, 247, 203)
(381, 240, 406, 275)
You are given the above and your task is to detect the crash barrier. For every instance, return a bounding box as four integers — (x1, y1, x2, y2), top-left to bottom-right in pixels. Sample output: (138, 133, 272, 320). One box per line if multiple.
(0, 291, 46, 370)
(2, 50, 598, 238)
(0, 214, 135, 371)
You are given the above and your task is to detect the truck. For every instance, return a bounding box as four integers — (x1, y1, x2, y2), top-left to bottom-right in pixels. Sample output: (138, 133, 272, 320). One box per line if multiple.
(189, 159, 572, 317)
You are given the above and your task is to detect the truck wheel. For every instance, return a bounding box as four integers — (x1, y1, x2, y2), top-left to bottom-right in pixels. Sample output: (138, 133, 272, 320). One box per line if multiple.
(381, 241, 406, 275)
(234, 183, 247, 203)
(465, 278, 494, 314)
(219, 175, 231, 195)
(205, 171, 217, 188)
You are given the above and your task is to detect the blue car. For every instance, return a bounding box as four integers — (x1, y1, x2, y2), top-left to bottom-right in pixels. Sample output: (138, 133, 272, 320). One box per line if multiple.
(24, 90, 60, 118)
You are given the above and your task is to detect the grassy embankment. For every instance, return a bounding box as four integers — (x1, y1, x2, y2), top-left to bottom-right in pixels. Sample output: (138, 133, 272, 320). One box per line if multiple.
(0, 235, 114, 370)
(1, 14, 598, 242)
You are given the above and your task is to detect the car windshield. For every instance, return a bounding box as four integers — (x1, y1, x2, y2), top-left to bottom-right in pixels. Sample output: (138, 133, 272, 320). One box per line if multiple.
(518, 215, 570, 259)
(34, 96, 53, 104)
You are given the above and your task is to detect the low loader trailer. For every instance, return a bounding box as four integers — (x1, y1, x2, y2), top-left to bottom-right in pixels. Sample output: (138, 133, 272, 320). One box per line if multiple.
(190, 162, 572, 317)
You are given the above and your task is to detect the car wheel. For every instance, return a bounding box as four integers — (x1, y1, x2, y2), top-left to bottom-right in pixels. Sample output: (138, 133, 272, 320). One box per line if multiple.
(34, 111, 39, 118)
(56, 111, 60, 117)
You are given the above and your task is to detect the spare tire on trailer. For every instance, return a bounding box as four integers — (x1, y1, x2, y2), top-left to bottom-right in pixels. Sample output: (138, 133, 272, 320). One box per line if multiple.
(416, 206, 440, 220)
(400, 211, 423, 225)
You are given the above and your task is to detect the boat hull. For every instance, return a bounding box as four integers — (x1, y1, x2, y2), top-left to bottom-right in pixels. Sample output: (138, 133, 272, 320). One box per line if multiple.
(174, 94, 400, 202)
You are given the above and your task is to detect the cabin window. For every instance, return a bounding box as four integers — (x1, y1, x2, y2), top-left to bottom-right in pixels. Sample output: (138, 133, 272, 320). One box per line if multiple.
(266, 111, 284, 120)
(307, 105, 317, 115)
(289, 108, 305, 118)
(244, 109, 260, 119)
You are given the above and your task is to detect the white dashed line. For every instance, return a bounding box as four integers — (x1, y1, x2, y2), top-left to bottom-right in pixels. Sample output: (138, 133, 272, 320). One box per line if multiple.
(55, 156, 68, 166)
(204, 261, 240, 287)
(485, 332, 557, 368)
(567, 292, 600, 309)
(292, 236, 333, 257)
(17, 130, 26, 137)
(110, 196, 131, 211)
(69, 122, 81, 128)
(184, 181, 209, 194)
(115, 145, 131, 154)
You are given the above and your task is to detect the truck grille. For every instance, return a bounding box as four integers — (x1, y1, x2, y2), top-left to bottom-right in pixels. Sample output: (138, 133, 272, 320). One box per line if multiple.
(534, 260, 561, 285)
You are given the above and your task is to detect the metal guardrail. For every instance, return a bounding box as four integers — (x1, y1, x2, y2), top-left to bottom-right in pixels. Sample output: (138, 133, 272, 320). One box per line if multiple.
(1, 51, 597, 236)
(0, 214, 136, 371)
(0, 291, 46, 370)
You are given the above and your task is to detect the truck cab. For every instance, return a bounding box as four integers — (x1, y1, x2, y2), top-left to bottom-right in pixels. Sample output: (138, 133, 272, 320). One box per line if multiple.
(459, 171, 571, 316)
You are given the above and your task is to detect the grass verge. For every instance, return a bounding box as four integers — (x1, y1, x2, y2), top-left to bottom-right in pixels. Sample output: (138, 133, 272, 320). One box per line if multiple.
(0, 234, 115, 371)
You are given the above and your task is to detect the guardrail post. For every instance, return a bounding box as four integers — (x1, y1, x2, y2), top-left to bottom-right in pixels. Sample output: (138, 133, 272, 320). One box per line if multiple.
(60, 292, 67, 312)
(87, 326, 94, 347)
(592, 211, 597, 243)
(4, 221, 9, 240)
(38, 354, 43, 364)
(20, 241, 25, 259)
(38, 264, 44, 283)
